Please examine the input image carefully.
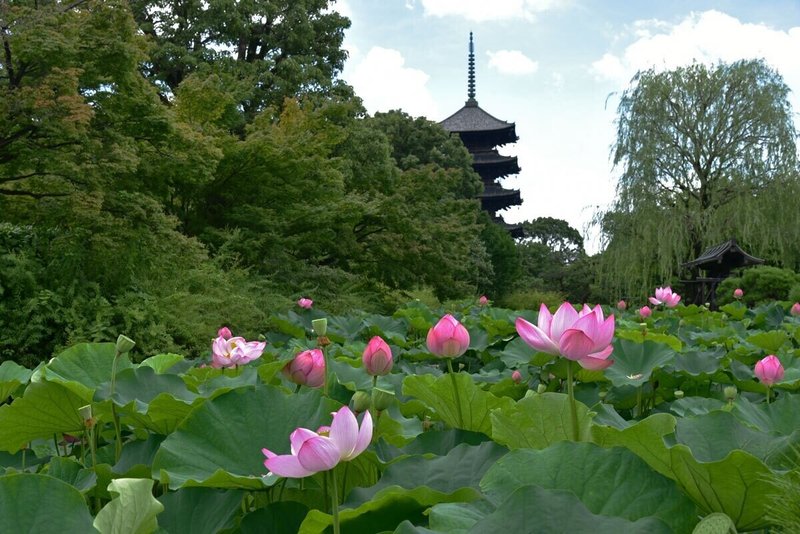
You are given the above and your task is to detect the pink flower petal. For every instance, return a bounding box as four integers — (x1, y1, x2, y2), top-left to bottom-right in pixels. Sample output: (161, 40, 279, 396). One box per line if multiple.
(591, 315, 615, 352)
(559, 328, 595, 361)
(648, 297, 661, 306)
(537, 303, 553, 335)
(297, 436, 340, 472)
(350, 410, 373, 460)
(516, 317, 559, 355)
(290, 428, 318, 455)
(550, 302, 578, 343)
(329, 406, 358, 459)
(264, 453, 314, 478)
(578, 356, 614, 370)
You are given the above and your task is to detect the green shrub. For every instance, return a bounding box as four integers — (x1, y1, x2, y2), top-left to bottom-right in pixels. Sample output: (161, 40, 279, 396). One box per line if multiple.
(717, 266, 800, 305)
(497, 288, 565, 311)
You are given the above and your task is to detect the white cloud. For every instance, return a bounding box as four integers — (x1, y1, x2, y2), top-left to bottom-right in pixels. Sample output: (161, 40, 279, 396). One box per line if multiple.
(591, 10, 800, 106)
(345, 47, 439, 118)
(326, 0, 353, 20)
(420, 0, 567, 22)
(487, 50, 539, 75)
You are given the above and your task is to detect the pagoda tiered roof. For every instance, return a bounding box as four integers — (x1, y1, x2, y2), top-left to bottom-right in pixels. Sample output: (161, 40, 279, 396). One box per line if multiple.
(440, 100, 518, 146)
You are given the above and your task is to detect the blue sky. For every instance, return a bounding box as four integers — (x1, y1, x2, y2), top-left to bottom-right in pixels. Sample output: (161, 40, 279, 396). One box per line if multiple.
(333, 1, 800, 252)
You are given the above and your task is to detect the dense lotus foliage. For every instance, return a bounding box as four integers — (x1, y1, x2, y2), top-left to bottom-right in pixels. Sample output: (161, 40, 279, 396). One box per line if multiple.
(1, 298, 800, 533)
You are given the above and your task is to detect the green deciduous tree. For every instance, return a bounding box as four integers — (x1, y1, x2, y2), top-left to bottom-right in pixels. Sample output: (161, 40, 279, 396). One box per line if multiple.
(597, 59, 800, 298)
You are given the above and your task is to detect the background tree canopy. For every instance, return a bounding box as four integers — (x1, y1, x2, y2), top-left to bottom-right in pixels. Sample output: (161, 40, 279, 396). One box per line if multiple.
(595, 59, 800, 299)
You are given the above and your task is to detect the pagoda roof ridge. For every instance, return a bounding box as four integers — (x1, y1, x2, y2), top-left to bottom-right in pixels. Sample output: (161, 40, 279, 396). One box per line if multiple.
(440, 101, 515, 134)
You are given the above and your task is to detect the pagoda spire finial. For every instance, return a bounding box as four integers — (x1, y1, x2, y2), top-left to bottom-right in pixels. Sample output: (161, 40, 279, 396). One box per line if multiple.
(467, 32, 476, 103)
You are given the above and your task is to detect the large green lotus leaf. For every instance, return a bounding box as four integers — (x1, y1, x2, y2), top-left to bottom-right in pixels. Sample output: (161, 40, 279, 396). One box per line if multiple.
(426, 501, 495, 533)
(720, 303, 747, 320)
(190, 367, 261, 397)
(470, 485, 671, 533)
(746, 330, 788, 353)
(347, 441, 506, 507)
(616, 329, 682, 351)
(96, 366, 197, 407)
(0, 360, 32, 399)
(157, 487, 243, 534)
(490, 392, 592, 449)
(374, 429, 490, 462)
(373, 403, 424, 448)
(731, 394, 800, 435)
(0, 380, 86, 452)
(124, 393, 199, 435)
(692, 513, 737, 534)
(670, 397, 726, 417)
(0, 473, 95, 532)
(240, 501, 310, 534)
(669, 445, 775, 531)
(153, 386, 341, 489)
(605, 339, 675, 387)
(139, 353, 185, 374)
(591, 413, 676, 479)
(93, 478, 163, 534)
(42, 343, 132, 400)
(669, 348, 726, 376)
(46, 456, 97, 494)
(675, 410, 800, 469)
(113, 434, 165, 477)
(255, 360, 290, 385)
(480, 443, 698, 533)
(329, 358, 376, 392)
(364, 315, 408, 344)
(402, 373, 514, 434)
(491, 336, 538, 368)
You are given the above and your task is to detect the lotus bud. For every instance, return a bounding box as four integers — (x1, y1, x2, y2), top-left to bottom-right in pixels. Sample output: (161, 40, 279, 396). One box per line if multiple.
(283, 349, 326, 388)
(733, 288, 744, 300)
(372, 388, 395, 411)
(362, 336, 393, 376)
(724, 386, 737, 401)
(791, 302, 800, 317)
(617, 300, 627, 311)
(351, 391, 371, 413)
(754, 355, 784, 386)
(312, 318, 328, 337)
(638, 306, 652, 319)
(511, 370, 522, 384)
(217, 327, 232, 340)
(674, 390, 684, 399)
(478, 295, 489, 306)
(426, 314, 470, 358)
(115, 335, 135, 354)
(537, 384, 547, 394)
(297, 298, 313, 309)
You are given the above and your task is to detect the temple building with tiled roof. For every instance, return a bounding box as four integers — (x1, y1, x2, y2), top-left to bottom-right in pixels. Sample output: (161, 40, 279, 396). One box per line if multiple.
(440, 33, 523, 238)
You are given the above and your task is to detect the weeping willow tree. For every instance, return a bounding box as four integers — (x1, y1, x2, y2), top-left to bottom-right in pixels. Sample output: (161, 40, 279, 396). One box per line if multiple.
(596, 59, 800, 299)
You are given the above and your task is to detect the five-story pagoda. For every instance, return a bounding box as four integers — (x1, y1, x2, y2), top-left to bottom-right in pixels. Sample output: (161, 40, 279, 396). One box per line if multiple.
(440, 33, 523, 237)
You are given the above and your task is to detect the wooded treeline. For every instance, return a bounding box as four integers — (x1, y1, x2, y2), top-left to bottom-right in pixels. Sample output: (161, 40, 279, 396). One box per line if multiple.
(1, 0, 588, 361)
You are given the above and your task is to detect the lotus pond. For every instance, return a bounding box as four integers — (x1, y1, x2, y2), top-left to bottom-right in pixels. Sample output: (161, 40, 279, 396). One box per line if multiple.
(1, 299, 799, 533)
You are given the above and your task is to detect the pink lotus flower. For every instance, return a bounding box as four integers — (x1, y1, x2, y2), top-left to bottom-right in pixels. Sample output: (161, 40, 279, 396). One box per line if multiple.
(479, 295, 489, 306)
(363, 336, 393, 376)
(211, 336, 265, 368)
(283, 349, 326, 388)
(297, 298, 313, 309)
(754, 355, 784, 386)
(516, 302, 615, 370)
(649, 287, 681, 308)
(617, 300, 627, 311)
(511, 370, 522, 384)
(217, 327, 232, 340)
(791, 303, 800, 317)
(639, 306, 652, 319)
(426, 314, 470, 358)
(262, 406, 372, 478)
(733, 288, 744, 299)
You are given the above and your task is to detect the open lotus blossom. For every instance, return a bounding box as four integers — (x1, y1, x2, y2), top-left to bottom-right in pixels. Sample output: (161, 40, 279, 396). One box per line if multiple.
(516, 302, 615, 370)
(362, 336, 393, 376)
(617, 300, 627, 311)
(263, 406, 372, 478)
(733, 288, 744, 299)
(297, 298, 313, 309)
(211, 335, 265, 368)
(649, 287, 681, 308)
(754, 355, 784, 386)
(283, 349, 326, 388)
(791, 303, 800, 317)
(427, 314, 470, 358)
(639, 306, 652, 319)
